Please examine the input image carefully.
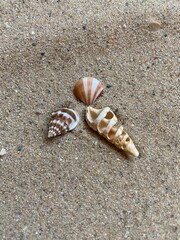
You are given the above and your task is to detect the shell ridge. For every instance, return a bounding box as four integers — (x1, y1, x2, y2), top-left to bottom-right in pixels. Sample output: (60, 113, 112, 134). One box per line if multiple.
(104, 118, 116, 134)
(61, 108, 77, 121)
(59, 110, 78, 129)
(114, 126, 123, 140)
(90, 78, 99, 103)
(93, 84, 103, 103)
(67, 109, 79, 130)
(94, 107, 111, 124)
(122, 136, 131, 149)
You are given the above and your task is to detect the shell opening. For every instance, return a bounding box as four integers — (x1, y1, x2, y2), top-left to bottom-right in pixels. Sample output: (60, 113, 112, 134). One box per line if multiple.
(98, 120, 108, 131)
(122, 136, 131, 149)
(115, 137, 121, 145)
(104, 111, 114, 119)
(87, 108, 98, 122)
(107, 128, 117, 140)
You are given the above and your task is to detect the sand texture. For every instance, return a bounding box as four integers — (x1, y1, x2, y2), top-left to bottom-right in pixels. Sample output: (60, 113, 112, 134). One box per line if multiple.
(0, 1, 179, 239)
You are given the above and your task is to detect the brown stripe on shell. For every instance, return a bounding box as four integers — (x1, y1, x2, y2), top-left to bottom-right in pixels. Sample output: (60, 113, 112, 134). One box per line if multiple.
(57, 116, 71, 133)
(61, 118, 71, 132)
(58, 125, 67, 134)
(51, 112, 63, 120)
(61, 108, 77, 121)
(87, 77, 93, 105)
(92, 82, 103, 103)
(74, 78, 86, 104)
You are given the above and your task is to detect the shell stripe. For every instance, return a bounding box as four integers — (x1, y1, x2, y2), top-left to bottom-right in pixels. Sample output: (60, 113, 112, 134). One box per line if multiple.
(83, 77, 93, 104)
(114, 126, 123, 140)
(61, 109, 79, 130)
(95, 107, 111, 124)
(93, 83, 103, 103)
(87, 77, 93, 104)
(104, 118, 115, 134)
(90, 78, 99, 103)
(61, 108, 77, 121)
(77, 78, 86, 104)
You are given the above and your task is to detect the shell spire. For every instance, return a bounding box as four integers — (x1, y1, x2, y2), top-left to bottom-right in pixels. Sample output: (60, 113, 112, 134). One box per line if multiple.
(86, 106, 139, 157)
(48, 108, 79, 138)
(74, 77, 104, 105)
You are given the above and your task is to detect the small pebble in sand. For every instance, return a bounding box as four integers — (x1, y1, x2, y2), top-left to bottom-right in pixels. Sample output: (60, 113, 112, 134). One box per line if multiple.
(17, 145, 23, 152)
(31, 29, 35, 35)
(106, 83, 112, 88)
(0, 148, 6, 156)
(34, 110, 42, 115)
(148, 21, 161, 31)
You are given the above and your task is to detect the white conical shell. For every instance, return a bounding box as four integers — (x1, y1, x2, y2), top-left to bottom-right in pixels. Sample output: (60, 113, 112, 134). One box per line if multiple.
(48, 108, 79, 138)
(86, 106, 139, 157)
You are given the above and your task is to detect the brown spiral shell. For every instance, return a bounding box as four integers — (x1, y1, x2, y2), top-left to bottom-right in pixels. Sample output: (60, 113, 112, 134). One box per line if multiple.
(48, 108, 79, 138)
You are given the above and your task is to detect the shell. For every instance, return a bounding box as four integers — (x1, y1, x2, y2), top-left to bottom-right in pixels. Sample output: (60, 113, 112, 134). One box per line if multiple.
(74, 77, 104, 105)
(48, 108, 79, 138)
(86, 106, 139, 157)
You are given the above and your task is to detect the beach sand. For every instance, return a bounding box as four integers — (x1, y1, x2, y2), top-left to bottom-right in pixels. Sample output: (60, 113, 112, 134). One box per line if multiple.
(0, 1, 179, 239)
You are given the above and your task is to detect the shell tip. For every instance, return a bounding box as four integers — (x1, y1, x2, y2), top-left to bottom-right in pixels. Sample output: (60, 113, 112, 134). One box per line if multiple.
(48, 132, 54, 138)
(129, 147, 139, 158)
(125, 142, 139, 158)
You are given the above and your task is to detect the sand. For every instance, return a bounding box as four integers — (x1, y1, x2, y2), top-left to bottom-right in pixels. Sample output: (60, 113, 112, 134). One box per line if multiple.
(0, 1, 179, 239)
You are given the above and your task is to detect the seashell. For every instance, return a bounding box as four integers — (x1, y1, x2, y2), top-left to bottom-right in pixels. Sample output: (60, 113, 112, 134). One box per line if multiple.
(74, 77, 104, 105)
(86, 106, 139, 157)
(48, 108, 79, 138)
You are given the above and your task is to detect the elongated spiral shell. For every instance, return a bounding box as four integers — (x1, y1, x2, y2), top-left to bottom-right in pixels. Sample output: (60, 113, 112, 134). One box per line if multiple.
(86, 107, 139, 157)
(74, 77, 104, 105)
(48, 108, 79, 138)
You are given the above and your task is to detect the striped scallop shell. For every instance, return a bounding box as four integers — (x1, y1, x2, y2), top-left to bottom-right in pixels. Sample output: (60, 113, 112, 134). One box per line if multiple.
(86, 106, 139, 157)
(74, 77, 104, 105)
(48, 108, 79, 138)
